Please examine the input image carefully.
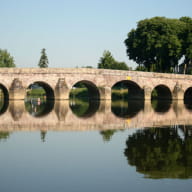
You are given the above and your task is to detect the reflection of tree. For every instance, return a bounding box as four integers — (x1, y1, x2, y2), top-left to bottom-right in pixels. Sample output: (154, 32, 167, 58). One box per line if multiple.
(100, 129, 124, 142)
(124, 127, 192, 179)
(100, 130, 117, 142)
(0, 131, 10, 141)
(41, 131, 47, 142)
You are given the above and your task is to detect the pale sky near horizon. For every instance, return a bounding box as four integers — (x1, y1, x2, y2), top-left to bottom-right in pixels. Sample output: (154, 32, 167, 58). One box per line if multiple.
(0, 0, 192, 68)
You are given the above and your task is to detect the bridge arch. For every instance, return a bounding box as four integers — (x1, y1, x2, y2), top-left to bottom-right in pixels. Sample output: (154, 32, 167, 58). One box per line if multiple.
(25, 81, 55, 117)
(111, 80, 144, 118)
(26, 81, 54, 100)
(69, 80, 100, 117)
(184, 87, 192, 100)
(151, 84, 172, 100)
(151, 84, 172, 113)
(0, 83, 9, 115)
(70, 80, 100, 100)
(111, 80, 144, 100)
(184, 87, 192, 109)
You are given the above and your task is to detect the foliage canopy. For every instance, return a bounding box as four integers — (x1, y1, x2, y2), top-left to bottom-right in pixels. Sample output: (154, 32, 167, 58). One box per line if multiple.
(125, 17, 192, 73)
(0, 49, 15, 68)
(98, 50, 130, 70)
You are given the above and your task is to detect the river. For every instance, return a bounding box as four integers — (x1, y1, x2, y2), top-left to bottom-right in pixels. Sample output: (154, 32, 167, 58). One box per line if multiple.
(0, 98, 192, 192)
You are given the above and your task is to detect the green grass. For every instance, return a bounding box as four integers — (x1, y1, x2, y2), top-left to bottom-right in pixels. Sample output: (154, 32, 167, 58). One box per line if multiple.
(27, 88, 46, 97)
(70, 87, 129, 100)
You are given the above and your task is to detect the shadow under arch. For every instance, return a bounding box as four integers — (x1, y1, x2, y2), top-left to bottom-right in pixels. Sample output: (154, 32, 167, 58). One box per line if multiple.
(69, 80, 100, 118)
(0, 84, 9, 115)
(151, 85, 172, 113)
(184, 87, 192, 110)
(25, 81, 54, 117)
(111, 80, 144, 118)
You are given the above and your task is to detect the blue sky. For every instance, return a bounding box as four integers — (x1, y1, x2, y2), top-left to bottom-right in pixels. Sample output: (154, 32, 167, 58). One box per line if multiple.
(0, 0, 192, 68)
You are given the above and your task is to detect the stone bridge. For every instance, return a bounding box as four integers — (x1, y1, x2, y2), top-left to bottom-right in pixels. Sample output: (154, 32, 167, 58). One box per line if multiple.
(0, 68, 192, 100)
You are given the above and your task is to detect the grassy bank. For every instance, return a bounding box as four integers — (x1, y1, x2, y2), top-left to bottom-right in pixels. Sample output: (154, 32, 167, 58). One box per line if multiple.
(27, 88, 46, 98)
(70, 87, 129, 100)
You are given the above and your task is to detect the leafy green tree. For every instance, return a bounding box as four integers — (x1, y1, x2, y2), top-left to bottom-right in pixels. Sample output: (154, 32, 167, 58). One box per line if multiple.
(0, 49, 15, 67)
(98, 50, 129, 70)
(125, 17, 188, 73)
(38, 48, 49, 68)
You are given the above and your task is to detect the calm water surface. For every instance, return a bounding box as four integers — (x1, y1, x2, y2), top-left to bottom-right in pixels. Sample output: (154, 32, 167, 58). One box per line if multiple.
(0, 98, 192, 192)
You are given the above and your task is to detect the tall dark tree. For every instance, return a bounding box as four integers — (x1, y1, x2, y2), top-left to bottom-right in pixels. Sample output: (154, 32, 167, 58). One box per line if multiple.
(125, 17, 190, 73)
(98, 50, 129, 70)
(0, 49, 15, 67)
(38, 48, 49, 68)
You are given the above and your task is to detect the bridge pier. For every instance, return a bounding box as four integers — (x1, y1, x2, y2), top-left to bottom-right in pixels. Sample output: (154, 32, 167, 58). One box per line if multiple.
(172, 82, 184, 100)
(98, 87, 111, 100)
(9, 100, 25, 121)
(143, 86, 152, 100)
(9, 78, 26, 100)
(98, 100, 111, 113)
(55, 78, 70, 100)
(54, 100, 69, 121)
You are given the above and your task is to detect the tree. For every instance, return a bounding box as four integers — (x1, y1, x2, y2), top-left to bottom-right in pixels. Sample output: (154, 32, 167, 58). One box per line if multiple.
(0, 49, 15, 67)
(38, 48, 49, 68)
(125, 17, 189, 73)
(98, 50, 129, 70)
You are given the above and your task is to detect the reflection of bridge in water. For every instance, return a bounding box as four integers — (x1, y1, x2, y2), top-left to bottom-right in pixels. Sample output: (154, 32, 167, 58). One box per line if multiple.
(0, 100, 192, 132)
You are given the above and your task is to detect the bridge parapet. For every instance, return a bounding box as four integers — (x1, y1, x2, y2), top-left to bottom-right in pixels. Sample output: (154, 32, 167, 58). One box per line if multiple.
(1, 68, 192, 100)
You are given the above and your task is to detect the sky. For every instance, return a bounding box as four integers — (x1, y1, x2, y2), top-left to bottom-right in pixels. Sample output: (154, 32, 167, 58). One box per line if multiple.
(0, 0, 192, 68)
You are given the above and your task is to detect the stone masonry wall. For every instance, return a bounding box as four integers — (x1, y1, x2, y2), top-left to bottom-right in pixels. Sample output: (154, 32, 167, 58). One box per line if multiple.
(0, 68, 192, 100)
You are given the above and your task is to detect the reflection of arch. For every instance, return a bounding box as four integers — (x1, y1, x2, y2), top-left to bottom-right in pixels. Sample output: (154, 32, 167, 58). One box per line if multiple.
(25, 82, 54, 117)
(71, 80, 100, 100)
(112, 80, 144, 100)
(111, 100, 144, 119)
(70, 100, 100, 118)
(151, 100, 171, 113)
(27, 81, 54, 100)
(151, 85, 172, 100)
(184, 87, 192, 109)
(69, 81, 100, 118)
(25, 99, 54, 118)
(151, 85, 172, 113)
(0, 83, 9, 115)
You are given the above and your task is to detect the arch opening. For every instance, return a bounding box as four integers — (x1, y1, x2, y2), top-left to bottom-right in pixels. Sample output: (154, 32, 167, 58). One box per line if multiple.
(184, 87, 192, 109)
(25, 82, 54, 117)
(69, 81, 100, 118)
(112, 80, 144, 100)
(151, 85, 172, 113)
(111, 80, 144, 118)
(0, 84, 9, 115)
